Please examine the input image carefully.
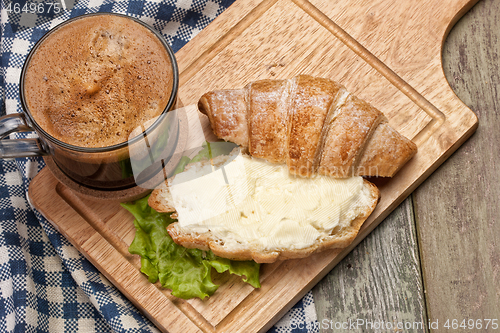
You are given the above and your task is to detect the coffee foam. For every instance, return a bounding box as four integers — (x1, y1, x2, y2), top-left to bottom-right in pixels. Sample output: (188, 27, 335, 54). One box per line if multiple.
(24, 15, 174, 148)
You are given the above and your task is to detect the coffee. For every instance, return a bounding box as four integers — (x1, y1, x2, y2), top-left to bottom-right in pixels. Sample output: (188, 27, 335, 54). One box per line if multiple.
(23, 14, 174, 148)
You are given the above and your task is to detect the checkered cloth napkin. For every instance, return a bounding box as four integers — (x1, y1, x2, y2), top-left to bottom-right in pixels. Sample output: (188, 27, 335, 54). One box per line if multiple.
(0, 0, 320, 332)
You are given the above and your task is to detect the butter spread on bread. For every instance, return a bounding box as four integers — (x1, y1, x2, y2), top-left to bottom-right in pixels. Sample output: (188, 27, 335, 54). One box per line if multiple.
(149, 151, 379, 263)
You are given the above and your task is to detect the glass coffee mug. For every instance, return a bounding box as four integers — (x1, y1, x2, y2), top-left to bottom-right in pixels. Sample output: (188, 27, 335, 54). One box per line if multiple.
(0, 13, 179, 192)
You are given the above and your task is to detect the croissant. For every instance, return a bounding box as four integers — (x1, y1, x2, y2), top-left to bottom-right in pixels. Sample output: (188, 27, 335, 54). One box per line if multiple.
(198, 75, 417, 178)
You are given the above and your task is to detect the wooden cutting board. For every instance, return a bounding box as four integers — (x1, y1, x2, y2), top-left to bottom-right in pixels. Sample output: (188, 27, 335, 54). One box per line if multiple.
(29, 0, 479, 332)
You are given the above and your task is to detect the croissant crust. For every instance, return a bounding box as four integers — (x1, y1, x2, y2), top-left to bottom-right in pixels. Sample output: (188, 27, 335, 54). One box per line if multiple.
(198, 75, 417, 178)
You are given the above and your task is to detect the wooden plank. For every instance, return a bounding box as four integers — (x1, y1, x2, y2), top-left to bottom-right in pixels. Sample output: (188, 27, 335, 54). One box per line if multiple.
(313, 197, 428, 332)
(414, 0, 500, 327)
(28, 0, 480, 332)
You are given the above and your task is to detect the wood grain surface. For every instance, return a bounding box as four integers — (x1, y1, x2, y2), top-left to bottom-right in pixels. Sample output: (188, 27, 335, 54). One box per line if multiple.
(28, 0, 483, 332)
(314, 0, 500, 331)
(419, 0, 500, 325)
(313, 197, 427, 332)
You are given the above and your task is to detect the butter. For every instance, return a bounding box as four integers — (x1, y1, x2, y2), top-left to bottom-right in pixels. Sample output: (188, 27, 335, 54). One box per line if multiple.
(167, 153, 373, 251)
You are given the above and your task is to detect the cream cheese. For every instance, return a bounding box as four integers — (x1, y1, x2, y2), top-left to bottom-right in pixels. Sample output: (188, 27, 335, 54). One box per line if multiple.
(167, 153, 373, 251)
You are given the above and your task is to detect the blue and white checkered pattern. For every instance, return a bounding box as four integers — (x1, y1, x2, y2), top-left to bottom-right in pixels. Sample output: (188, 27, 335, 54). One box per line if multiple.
(0, 0, 319, 332)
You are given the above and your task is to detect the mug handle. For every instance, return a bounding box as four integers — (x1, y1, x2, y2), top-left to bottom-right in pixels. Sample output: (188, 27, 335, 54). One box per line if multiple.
(0, 113, 48, 158)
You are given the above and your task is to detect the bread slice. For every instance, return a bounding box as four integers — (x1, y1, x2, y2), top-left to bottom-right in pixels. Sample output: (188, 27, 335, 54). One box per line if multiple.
(318, 93, 386, 177)
(247, 79, 290, 163)
(149, 154, 380, 264)
(197, 75, 417, 178)
(198, 89, 249, 147)
(355, 122, 418, 177)
(287, 75, 343, 177)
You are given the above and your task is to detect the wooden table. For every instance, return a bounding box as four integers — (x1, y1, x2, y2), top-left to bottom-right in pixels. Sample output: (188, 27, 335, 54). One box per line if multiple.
(313, 0, 500, 330)
(25, 0, 497, 331)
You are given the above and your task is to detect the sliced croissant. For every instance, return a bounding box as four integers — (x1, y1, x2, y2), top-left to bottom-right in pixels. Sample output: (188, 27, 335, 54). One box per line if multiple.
(198, 75, 417, 178)
(150, 153, 380, 263)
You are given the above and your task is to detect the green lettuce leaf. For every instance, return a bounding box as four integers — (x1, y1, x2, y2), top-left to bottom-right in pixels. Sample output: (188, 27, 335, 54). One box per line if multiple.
(122, 196, 260, 299)
(122, 142, 260, 299)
